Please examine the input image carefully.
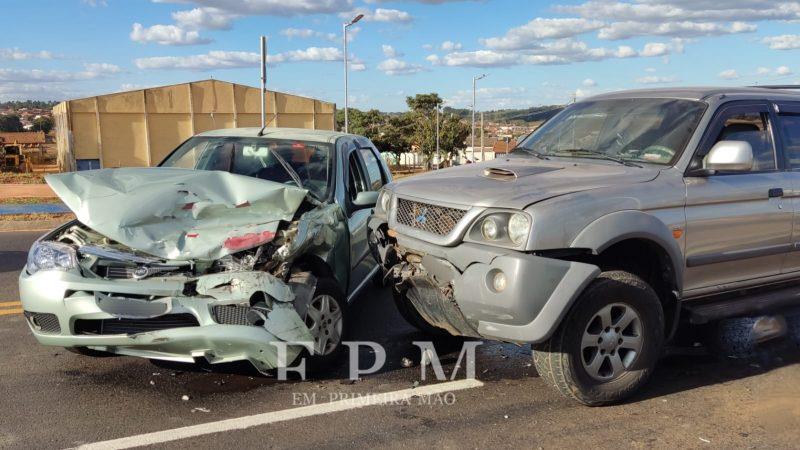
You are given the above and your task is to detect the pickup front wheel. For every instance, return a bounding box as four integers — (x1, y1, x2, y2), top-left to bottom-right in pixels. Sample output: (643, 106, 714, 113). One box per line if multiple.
(533, 271, 664, 406)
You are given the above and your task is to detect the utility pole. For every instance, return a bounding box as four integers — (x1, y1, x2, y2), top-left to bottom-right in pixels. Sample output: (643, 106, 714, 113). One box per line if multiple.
(471, 74, 486, 156)
(259, 36, 267, 129)
(480, 111, 485, 162)
(435, 104, 440, 168)
(342, 14, 364, 133)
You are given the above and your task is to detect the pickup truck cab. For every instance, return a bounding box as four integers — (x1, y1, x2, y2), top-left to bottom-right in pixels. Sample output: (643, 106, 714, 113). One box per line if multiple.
(20, 128, 390, 373)
(370, 87, 800, 405)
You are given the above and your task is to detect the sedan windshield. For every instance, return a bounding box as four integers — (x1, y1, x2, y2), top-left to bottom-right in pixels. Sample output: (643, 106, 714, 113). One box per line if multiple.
(160, 137, 332, 200)
(514, 98, 706, 165)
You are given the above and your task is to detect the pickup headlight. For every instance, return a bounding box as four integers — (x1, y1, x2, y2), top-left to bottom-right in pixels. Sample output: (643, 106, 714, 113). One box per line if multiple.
(376, 189, 392, 214)
(470, 211, 532, 248)
(27, 241, 78, 274)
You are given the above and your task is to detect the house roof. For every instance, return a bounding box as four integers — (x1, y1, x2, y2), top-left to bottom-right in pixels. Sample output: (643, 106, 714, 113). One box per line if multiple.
(493, 139, 517, 154)
(0, 131, 45, 145)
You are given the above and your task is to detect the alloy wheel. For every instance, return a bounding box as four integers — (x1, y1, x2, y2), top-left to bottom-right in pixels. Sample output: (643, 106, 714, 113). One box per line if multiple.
(305, 294, 343, 356)
(580, 302, 644, 381)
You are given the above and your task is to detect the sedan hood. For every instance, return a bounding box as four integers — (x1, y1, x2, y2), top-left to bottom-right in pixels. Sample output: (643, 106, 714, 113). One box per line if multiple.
(46, 168, 308, 261)
(391, 158, 660, 209)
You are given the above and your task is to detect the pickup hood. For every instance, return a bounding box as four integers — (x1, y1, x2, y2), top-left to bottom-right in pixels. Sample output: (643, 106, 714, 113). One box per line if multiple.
(46, 168, 308, 261)
(391, 158, 660, 209)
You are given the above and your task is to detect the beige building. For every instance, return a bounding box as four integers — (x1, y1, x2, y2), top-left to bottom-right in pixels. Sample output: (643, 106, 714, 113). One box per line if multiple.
(52, 79, 336, 171)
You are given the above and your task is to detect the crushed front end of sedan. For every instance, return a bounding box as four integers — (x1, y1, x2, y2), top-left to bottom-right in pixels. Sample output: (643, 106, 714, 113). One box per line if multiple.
(20, 164, 344, 372)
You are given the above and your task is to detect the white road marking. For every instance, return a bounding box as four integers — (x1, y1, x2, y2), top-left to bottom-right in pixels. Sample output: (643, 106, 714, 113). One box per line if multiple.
(75, 378, 484, 450)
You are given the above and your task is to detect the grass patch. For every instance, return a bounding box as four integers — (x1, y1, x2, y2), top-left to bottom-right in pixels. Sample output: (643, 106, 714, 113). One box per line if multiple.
(0, 197, 63, 205)
(0, 173, 47, 184)
(0, 212, 74, 222)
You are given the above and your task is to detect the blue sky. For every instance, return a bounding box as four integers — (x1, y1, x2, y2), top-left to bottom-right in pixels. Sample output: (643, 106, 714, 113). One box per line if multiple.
(1, 0, 799, 111)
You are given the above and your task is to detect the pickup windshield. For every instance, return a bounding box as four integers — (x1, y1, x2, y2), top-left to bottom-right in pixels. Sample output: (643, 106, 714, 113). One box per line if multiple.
(514, 98, 706, 165)
(160, 136, 332, 200)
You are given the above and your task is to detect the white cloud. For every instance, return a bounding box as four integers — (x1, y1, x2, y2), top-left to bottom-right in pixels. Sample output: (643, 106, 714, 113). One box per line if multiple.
(134, 47, 343, 70)
(582, 78, 597, 87)
(340, 7, 413, 23)
(0, 63, 121, 82)
(382, 45, 402, 58)
(756, 67, 771, 75)
(0, 48, 54, 60)
(172, 7, 237, 30)
(481, 18, 604, 50)
(130, 23, 211, 45)
(640, 42, 669, 57)
(718, 69, 739, 79)
(281, 28, 338, 42)
(82, 0, 107, 6)
(635, 75, 679, 84)
(598, 20, 756, 40)
(377, 58, 424, 75)
(761, 35, 800, 50)
(556, 1, 800, 23)
(157, 0, 353, 17)
(440, 41, 462, 51)
(776, 65, 793, 76)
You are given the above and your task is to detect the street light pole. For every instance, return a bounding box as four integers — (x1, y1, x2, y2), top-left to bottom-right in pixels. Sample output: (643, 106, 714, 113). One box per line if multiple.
(435, 104, 440, 168)
(471, 74, 486, 158)
(342, 14, 364, 134)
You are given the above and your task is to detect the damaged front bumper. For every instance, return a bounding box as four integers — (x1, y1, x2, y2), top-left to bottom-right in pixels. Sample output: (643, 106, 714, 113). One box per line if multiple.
(373, 228, 600, 344)
(19, 268, 313, 372)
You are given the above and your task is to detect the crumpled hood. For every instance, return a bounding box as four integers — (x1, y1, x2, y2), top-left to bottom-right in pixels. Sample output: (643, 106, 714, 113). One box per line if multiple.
(391, 158, 660, 209)
(46, 168, 308, 261)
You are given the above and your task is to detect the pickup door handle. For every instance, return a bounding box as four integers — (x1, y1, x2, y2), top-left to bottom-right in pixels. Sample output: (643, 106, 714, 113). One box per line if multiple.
(768, 188, 784, 198)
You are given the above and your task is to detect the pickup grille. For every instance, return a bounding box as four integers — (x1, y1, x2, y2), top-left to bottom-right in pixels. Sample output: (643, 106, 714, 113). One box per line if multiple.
(395, 198, 467, 236)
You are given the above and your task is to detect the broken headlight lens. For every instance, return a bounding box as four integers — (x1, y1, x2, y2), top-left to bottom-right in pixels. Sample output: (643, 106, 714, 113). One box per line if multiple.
(27, 241, 78, 274)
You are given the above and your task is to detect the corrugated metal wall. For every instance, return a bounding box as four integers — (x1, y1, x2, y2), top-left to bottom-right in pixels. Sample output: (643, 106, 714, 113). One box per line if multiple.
(53, 79, 336, 171)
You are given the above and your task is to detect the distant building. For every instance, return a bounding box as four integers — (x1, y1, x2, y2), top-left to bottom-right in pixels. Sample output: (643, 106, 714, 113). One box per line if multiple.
(52, 79, 336, 171)
(0, 131, 46, 149)
(493, 138, 517, 155)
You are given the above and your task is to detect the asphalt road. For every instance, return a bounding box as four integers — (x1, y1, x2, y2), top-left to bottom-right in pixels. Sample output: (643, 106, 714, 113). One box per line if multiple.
(1, 230, 799, 449)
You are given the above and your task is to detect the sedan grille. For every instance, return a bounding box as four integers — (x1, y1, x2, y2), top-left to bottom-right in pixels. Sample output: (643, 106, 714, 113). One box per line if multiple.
(24, 312, 61, 334)
(74, 314, 199, 335)
(213, 305, 250, 326)
(395, 198, 467, 236)
(98, 264, 185, 280)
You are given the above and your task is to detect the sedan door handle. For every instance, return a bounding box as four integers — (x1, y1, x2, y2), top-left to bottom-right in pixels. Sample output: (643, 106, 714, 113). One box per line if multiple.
(768, 188, 784, 198)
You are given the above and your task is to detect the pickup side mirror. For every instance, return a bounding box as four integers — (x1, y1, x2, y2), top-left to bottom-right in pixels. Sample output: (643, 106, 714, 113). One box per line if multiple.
(703, 140, 754, 173)
(352, 191, 379, 209)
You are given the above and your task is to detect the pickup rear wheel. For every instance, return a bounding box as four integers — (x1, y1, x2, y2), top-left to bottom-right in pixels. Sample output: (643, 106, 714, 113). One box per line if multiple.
(533, 270, 664, 406)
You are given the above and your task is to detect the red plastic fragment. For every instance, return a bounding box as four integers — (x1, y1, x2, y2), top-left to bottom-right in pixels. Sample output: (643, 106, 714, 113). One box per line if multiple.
(186, 233, 199, 238)
(223, 230, 276, 250)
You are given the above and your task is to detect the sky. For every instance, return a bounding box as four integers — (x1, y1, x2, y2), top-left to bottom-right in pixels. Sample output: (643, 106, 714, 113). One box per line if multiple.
(1, 0, 799, 111)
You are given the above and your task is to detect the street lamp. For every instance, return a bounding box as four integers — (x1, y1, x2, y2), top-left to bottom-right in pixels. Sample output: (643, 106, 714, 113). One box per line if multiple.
(343, 13, 364, 133)
(435, 103, 440, 168)
(471, 74, 486, 160)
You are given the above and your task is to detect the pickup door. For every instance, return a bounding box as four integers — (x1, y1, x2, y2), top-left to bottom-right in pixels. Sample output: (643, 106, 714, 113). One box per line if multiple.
(684, 101, 794, 293)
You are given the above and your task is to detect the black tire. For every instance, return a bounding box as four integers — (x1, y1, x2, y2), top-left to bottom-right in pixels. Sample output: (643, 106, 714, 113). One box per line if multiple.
(303, 277, 348, 374)
(533, 270, 664, 406)
(392, 289, 450, 336)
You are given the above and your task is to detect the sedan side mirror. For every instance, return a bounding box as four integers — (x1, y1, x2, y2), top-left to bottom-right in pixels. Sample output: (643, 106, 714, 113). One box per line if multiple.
(352, 191, 379, 209)
(703, 140, 754, 173)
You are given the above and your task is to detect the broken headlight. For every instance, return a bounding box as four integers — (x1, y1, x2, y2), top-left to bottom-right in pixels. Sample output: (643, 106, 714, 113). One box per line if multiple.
(27, 241, 78, 274)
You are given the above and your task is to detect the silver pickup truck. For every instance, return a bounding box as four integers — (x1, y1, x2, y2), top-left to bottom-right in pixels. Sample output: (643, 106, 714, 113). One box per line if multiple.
(370, 86, 800, 405)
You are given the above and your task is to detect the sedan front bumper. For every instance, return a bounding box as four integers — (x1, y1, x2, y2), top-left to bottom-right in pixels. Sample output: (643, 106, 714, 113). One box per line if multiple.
(19, 268, 312, 372)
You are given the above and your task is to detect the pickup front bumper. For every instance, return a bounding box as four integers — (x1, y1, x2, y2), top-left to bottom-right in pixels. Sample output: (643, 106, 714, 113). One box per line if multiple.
(372, 223, 600, 343)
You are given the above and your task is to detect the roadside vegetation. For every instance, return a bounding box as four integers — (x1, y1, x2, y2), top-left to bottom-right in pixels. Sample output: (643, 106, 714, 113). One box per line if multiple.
(0, 173, 47, 184)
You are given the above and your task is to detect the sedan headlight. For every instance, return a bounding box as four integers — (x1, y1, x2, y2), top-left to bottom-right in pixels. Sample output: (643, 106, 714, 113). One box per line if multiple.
(27, 241, 78, 274)
(468, 211, 532, 248)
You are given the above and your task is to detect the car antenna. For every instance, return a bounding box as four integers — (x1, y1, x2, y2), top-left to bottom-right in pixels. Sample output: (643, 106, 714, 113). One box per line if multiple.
(258, 35, 268, 136)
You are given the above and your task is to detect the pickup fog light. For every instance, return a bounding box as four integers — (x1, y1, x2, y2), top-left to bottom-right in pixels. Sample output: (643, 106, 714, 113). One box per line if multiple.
(508, 213, 531, 246)
(27, 241, 77, 274)
(491, 271, 507, 292)
(481, 217, 500, 241)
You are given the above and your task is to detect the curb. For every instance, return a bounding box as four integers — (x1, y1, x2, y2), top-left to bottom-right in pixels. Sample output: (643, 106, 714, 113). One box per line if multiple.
(0, 218, 71, 233)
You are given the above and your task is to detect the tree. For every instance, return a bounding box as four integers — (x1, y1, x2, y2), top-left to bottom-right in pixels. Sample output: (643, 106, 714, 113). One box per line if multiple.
(0, 114, 23, 132)
(404, 93, 468, 166)
(32, 116, 54, 133)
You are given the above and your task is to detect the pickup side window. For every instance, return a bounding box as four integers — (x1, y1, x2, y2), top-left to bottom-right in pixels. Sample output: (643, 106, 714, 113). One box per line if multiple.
(777, 114, 800, 169)
(709, 110, 777, 172)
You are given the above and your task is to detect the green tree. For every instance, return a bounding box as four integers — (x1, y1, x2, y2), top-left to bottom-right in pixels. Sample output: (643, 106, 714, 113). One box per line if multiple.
(32, 116, 54, 133)
(405, 93, 467, 165)
(0, 114, 23, 132)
